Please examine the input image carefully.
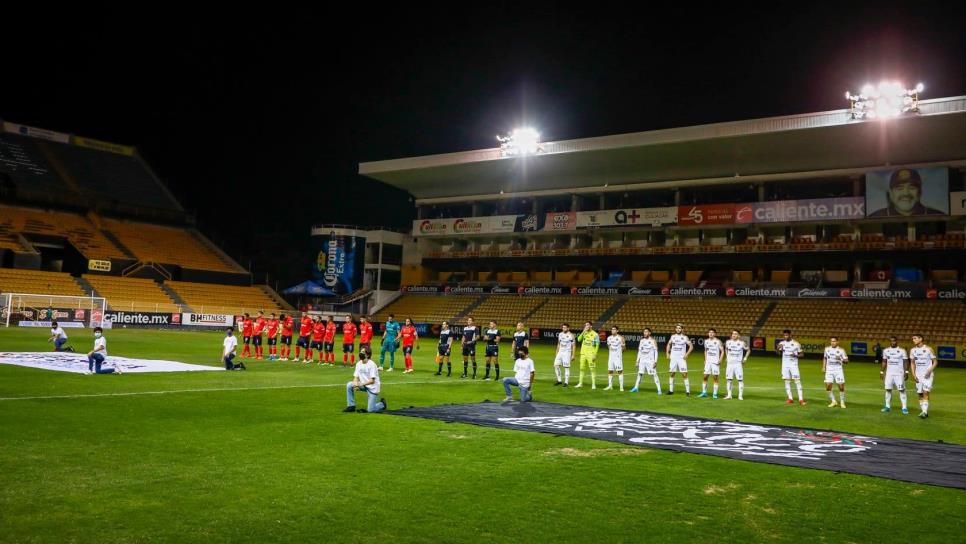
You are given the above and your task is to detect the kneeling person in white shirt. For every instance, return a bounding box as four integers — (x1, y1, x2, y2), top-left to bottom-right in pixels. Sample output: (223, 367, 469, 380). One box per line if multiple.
(345, 348, 386, 413)
(504, 346, 535, 402)
(86, 327, 118, 374)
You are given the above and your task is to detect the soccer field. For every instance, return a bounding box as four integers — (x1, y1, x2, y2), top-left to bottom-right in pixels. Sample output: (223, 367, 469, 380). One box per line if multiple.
(0, 328, 963, 543)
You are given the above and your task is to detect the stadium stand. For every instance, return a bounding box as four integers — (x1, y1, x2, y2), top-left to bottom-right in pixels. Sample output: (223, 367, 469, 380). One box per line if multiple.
(0, 268, 91, 310)
(164, 281, 284, 315)
(371, 295, 480, 324)
(83, 275, 181, 313)
(609, 298, 772, 335)
(102, 219, 242, 272)
(1, 205, 125, 260)
(0, 132, 73, 202)
(760, 300, 966, 345)
(469, 295, 546, 326)
(527, 297, 618, 329)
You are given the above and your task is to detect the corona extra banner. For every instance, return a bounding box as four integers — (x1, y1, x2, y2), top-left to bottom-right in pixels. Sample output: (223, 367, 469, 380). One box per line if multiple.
(312, 230, 365, 295)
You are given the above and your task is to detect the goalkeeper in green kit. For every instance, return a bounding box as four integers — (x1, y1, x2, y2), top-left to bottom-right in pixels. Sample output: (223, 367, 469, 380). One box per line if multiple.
(575, 322, 600, 389)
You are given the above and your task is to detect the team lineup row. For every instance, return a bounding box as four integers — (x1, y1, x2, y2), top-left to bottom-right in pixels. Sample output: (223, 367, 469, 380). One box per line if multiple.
(231, 312, 940, 418)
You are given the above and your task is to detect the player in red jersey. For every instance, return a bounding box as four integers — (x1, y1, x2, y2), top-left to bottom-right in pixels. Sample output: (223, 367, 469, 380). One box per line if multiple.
(342, 315, 358, 367)
(266, 313, 280, 361)
(240, 313, 254, 358)
(324, 316, 338, 365)
(400, 317, 419, 373)
(358, 316, 373, 354)
(252, 311, 267, 359)
(295, 314, 314, 362)
(279, 313, 294, 360)
(311, 317, 326, 364)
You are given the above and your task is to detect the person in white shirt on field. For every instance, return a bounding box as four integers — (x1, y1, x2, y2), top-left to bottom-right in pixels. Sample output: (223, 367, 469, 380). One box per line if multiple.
(665, 324, 693, 396)
(880, 335, 910, 414)
(503, 346, 535, 402)
(604, 325, 625, 391)
(48, 321, 73, 352)
(909, 334, 938, 419)
(723, 330, 749, 400)
(553, 323, 575, 387)
(699, 328, 723, 399)
(822, 337, 849, 408)
(777, 329, 805, 405)
(631, 327, 661, 394)
(86, 327, 118, 374)
(344, 347, 386, 413)
(222, 327, 246, 370)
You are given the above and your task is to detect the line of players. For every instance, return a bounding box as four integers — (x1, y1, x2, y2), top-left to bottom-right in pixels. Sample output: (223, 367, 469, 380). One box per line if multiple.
(236, 311, 376, 367)
(432, 317, 939, 418)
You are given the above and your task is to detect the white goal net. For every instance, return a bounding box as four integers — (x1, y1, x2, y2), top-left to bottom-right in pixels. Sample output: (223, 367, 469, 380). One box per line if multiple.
(1, 293, 107, 328)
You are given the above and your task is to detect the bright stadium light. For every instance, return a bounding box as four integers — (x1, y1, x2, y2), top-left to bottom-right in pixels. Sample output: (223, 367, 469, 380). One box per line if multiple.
(846, 81, 923, 120)
(497, 127, 542, 157)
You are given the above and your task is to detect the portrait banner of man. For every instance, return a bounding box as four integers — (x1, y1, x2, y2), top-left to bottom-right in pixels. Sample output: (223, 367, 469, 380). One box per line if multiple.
(866, 167, 949, 218)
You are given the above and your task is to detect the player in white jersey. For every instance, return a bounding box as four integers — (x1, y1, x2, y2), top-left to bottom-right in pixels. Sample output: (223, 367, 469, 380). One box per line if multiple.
(822, 337, 849, 408)
(553, 323, 575, 387)
(723, 330, 749, 400)
(665, 324, 693, 396)
(880, 335, 909, 414)
(604, 325, 625, 391)
(776, 329, 806, 405)
(909, 334, 937, 418)
(631, 327, 662, 394)
(698, 329, 723, 398)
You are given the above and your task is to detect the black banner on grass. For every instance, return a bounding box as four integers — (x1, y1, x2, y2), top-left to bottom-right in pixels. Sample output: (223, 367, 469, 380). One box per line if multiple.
(391, 402, 966, 489)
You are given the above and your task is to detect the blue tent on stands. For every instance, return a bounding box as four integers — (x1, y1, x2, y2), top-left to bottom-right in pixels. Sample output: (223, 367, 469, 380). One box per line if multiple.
(282, 280, 335, 296)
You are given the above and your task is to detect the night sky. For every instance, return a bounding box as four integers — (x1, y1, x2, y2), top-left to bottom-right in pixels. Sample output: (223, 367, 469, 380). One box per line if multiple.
(2, 6, 963, 287)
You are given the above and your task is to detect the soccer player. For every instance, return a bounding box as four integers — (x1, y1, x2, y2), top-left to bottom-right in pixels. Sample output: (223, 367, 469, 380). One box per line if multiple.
(460, 316, 479, 379)
(295, 313, 313, 362)
(240, 313, 253, 358)
(553, 323, 575, 387)
(266, 313, 280, 361)
(323, 316, 338, 365)
(631, 327, 661, 394)
(222, 327, 246, 371)
(435, 320, 454, 376)
(359, 316, 374, 354)
(279, 313, 294, 360)
(777, 329, 805, 405)
(575, 322, 600, 389)
(252, 311, 267, 359)
(86, 326, 118, 374)
(503, 346, 535, 402)
(723, 330, 749, 400)
(400, 318, 418, 373)
(881, 335, 910, 414)
(822, 337, 848, 408)
(342, 315, 357, 367)
(48, 320, 73, 352)
(604, 325, 625, 391)
(666, 324, 693, 396)
(513, 322, 529, 354)
(482, 320, 501, 380)
(344, 347, 386, 413)
(910, 334, 937, 418)
(699, 329, 723, 398)
(311, 317, 326, 364)
(380, 314, 401, 371)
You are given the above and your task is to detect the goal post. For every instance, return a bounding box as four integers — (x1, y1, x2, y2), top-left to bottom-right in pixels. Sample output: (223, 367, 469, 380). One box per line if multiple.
(1, 293, 107, 328)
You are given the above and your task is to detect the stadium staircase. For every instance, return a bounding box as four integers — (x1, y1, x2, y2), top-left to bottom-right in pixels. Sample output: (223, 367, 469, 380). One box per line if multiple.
(189, 228, 245, 272)
(258, 284, 295, 311)
(594, 298, 629, 328)
(521, 298, 550, 321)
(454, 296, 486, 320)
(75, 276, 101, 299)
(98, 228, 136, 259)
(159, 283, 192, 311)
(749, 301, 778, 337)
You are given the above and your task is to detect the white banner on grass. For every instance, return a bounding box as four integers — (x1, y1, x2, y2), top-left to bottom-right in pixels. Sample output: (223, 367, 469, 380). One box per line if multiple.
(0, 352, 224, 373)
(18, 321, 86, 328)
(181, 313, 234, 327)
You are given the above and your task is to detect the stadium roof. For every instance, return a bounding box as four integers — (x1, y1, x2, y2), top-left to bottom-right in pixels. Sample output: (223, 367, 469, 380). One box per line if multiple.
(359, 96, 966, 204)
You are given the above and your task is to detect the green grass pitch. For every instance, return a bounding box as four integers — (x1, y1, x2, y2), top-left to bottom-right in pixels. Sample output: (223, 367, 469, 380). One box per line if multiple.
(0, 327, 963, 543)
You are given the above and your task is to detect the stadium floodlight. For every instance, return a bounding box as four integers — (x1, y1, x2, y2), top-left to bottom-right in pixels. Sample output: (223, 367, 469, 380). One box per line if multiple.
(497, 127, 542, 157)
(846, 81, 923, 120)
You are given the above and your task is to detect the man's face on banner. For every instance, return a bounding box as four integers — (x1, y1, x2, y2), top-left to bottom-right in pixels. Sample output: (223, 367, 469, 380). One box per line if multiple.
(888, 181, 921, 215)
